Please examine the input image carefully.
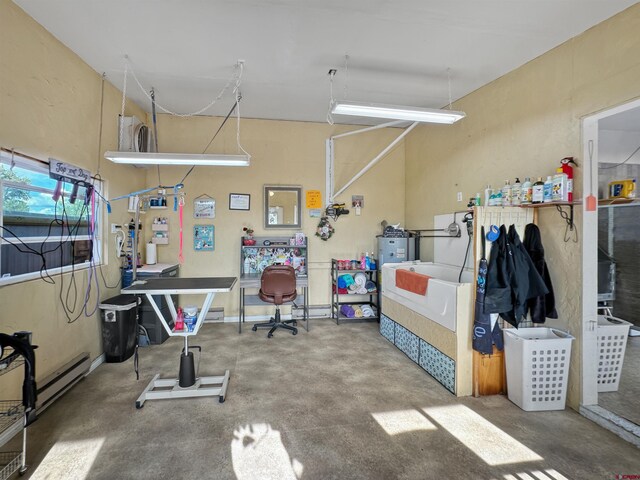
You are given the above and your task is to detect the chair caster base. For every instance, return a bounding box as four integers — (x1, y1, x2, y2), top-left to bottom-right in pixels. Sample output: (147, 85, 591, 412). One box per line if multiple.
(251, 325, 257, 332)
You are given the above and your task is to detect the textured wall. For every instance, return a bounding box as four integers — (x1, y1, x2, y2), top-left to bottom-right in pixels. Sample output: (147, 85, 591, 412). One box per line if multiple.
(0, 0, 147, 397)
(405, 4, 640, 409)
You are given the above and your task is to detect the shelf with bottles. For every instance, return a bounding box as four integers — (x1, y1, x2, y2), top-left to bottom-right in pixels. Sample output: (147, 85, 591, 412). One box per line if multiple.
(151, 218, 169, 245)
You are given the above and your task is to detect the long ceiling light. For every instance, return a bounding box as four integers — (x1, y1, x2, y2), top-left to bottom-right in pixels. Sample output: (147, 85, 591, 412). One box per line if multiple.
(331, 100, 465, 124)
(104, 151, 250, 166)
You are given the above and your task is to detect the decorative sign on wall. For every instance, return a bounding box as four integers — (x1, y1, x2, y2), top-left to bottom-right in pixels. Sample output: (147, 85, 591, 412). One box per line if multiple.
(48, 158, 92, 187)
(306, 190, 322, 209)
(194, 225, 215, 251)
(194, 195, 216, 219)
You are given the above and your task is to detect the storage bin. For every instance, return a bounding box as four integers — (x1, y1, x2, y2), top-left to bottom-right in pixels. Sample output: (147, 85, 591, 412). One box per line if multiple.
(504, 327, 574, 411)
(99, 295, 139, 363)
(394, 324, 419, 363)
(379, 314, 395, 343)
(597, 315, 632, 392)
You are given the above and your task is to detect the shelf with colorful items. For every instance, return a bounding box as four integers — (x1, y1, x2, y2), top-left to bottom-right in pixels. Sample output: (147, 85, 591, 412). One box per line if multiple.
(330, 259, 379, 324)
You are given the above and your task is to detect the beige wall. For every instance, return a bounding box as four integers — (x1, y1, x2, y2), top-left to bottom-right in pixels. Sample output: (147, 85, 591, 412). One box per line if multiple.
(405, 4, 640, 408)
(0, 0, 147, 396)
(143, 114, 406, 316)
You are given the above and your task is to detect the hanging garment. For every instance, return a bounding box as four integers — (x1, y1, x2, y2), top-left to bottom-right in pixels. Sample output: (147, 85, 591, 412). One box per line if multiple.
(473, 226, 504, 354)
(484, 225, 548, 327)
(523, 223, 558, 323)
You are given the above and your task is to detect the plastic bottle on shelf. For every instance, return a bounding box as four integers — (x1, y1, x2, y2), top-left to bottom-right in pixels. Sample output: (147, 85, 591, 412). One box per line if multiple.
(512, 178, 522, 206)
(543, 175, 553, 203)
(360, 252, 366, 270)
(175, 307, 184, 331)
(475, 192, 482, 207)
(552, 168, 569, 202)
(521, 177, 533, 204)
(629, 178, 637, 199)
(502, 180, 512, 207)
(532, 177, 545, 204)
(484, 185, 493, 207)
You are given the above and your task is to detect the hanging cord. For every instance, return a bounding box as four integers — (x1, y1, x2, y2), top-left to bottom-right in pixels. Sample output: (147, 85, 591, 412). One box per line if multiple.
(447, 68, 453, 110)
(178, 94, 242, 185)
(96, 73, 106, 175)
(588, 140, 594, 195)
(326, 69, 336, 125)
(459, 231, 472, 282)
(233, 62, 250, 159)
(119, 62, 128, 149)
(150, 88, 161, 185)
(343, 54, 349, 100)
(598, 143, 640, 169)
(178, 196, 185, 264)
(93, 174, 120, 289)
(125, 55, 240, 117)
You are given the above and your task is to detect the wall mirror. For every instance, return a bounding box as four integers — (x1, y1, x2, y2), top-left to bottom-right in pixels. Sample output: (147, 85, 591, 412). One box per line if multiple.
(264, 185, 301, 229)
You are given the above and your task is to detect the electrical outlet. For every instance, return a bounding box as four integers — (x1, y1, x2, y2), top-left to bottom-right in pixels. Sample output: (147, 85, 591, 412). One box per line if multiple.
(111, 223, 120, 234)
(457, 192, 463, 202)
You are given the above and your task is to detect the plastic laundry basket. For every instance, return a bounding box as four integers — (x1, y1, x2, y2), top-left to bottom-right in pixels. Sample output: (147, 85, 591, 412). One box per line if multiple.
(597, 315, 632, 392)
(504, 327, 574, 412)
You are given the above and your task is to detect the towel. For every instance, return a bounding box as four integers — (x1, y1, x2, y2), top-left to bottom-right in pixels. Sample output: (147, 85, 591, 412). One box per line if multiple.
(348, 282, 358, 292)
(340, 304, 355, 318)
(365, 280, 377, 293)
(332, 285, 349, 294)
(361, 305, 375, 317)
(396, 269, 430, 296)
(353, 305, 364, 317)
(354, 272, 367, 287)
(338, 274, 355, 289)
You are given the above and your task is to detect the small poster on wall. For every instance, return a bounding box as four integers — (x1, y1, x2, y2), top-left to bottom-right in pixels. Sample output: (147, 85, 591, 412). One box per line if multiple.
(194, 225, 215, 251)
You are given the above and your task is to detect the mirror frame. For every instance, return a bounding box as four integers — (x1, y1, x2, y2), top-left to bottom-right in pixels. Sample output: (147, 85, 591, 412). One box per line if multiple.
(264, 185, 302, 229)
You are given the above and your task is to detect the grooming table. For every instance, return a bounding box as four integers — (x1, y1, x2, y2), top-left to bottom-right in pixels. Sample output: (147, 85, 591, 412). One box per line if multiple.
(122, 277, 236, 408)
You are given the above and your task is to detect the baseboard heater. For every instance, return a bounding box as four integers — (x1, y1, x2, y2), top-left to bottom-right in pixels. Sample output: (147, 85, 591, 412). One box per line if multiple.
(36, 352, 91, 413)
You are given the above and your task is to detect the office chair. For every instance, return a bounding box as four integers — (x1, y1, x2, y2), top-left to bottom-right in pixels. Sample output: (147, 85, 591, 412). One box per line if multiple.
(252, 265, 298, 338)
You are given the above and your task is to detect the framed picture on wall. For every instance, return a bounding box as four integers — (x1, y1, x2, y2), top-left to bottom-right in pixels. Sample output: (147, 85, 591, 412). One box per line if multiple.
(194, 225, 215, 251)
(229, 193, 250, 211)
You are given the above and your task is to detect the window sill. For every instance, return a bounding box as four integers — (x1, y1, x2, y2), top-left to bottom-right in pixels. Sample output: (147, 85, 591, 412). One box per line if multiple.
(0, 261, 104, 288)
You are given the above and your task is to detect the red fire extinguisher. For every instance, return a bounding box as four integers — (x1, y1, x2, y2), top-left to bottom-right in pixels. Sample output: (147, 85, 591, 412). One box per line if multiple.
(560, 157, 578, 202)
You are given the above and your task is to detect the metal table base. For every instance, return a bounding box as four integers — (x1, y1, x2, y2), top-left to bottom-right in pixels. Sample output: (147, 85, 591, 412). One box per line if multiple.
(136, 371, 230, 409)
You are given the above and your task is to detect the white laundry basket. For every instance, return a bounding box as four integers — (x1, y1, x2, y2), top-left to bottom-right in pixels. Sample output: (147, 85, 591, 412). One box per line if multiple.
(504, 327, 574, 411)
(597, 315, 632, 392)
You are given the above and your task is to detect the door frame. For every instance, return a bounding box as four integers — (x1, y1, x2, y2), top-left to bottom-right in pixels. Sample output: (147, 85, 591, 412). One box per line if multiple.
(581, 97, 640, 406)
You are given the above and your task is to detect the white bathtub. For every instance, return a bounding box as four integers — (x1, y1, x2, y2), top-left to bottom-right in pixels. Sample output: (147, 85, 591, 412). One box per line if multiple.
(382, 262, 473, 332)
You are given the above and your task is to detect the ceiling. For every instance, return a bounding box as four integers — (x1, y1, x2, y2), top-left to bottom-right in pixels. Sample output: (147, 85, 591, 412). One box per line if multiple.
(600, 106, 640, 133)
(14, 0, 637, 124)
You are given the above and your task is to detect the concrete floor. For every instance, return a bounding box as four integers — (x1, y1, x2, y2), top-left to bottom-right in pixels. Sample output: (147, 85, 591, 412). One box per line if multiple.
(599, 336, 640, 425)
(8, 320, 640, 480)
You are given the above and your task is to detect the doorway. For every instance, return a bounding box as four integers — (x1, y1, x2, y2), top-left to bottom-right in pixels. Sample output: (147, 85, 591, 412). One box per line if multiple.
(582, 98, 640, 440)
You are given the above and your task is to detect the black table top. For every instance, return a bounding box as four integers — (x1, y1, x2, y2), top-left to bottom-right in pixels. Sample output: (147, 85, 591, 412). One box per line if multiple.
(122, 276, 237, 295)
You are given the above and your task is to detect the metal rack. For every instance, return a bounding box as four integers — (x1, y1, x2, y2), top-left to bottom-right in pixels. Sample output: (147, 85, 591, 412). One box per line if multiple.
(0, 360, 28, 479)
(331, 259, 379, 324)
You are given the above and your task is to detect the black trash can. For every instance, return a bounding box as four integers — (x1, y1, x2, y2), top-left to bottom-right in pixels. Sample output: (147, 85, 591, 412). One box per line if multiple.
(99, 295, 138, 363)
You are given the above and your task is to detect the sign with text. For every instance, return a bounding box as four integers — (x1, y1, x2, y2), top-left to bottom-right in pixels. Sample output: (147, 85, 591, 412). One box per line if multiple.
(306, 190, 322, 209)
(49, 158, 92, 187)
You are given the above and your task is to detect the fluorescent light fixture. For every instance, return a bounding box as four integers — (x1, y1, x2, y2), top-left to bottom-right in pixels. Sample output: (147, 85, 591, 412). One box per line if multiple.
(331, 100, 465, 124)
(104, 151, 250, 166)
